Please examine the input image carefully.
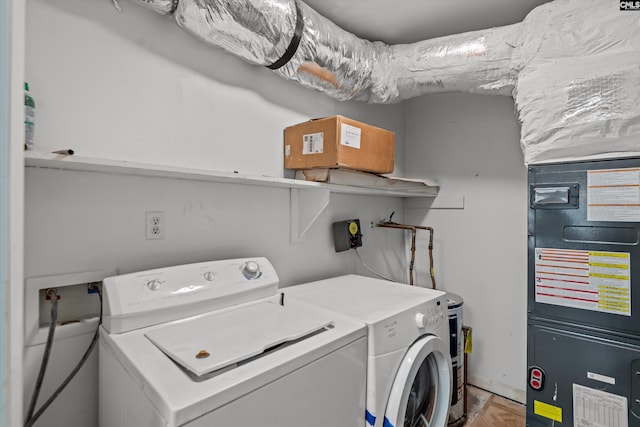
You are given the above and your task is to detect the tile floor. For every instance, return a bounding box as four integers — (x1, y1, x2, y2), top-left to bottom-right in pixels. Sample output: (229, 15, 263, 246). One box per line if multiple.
(459, 385, 526, 427)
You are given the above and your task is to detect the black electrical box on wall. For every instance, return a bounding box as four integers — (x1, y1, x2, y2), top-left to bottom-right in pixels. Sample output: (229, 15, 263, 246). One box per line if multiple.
(333, 219, 362, 252)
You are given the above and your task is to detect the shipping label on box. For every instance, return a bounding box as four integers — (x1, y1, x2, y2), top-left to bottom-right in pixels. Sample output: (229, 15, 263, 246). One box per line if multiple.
(302, 132, 324, 154)
(340, 124, 361, 149)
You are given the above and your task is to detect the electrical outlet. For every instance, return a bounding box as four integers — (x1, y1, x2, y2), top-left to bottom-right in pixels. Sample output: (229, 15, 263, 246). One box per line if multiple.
(146, 211, 165, 240)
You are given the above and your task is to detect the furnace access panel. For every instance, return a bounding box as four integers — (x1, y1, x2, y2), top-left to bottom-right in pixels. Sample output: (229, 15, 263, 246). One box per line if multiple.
(527, 157, 640, 427)
(528, 158, 640, 337)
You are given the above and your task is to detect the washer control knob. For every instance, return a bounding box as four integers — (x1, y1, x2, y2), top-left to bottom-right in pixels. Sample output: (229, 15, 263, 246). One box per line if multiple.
(203, 271, 216, 281)
(241, 261, 261, 280)
(146, 279, 161, 291)
(415, 312, 428, 329)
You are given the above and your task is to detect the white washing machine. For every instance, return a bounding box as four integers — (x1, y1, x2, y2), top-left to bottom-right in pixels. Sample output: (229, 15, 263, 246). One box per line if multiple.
(98, 258, 367, 427)
(286, 274, 452, 427)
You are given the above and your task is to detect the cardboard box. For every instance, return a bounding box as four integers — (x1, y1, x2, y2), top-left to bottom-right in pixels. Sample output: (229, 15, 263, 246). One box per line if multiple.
(284, 115, 395, 173)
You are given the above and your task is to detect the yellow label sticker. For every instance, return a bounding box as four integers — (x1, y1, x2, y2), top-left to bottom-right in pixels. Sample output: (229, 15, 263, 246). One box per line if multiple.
(589, 251, 629, 258)
(534, 400, 562, 422)
(598, 286, 630, 294)
(463, 326, 472, 354)
(590, 272, 629, 280)
(589, 262, 629, 269)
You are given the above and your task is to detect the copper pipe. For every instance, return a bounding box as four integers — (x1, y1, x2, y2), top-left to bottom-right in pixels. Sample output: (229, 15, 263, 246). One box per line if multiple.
(376, 221, 436, 289)
(409, 229, 416, 286)
(416, 225, 436, 289)
(376, 222, 416, 285)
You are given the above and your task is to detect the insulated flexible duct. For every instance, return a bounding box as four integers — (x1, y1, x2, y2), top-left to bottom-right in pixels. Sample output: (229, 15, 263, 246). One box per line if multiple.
(128, 0, 518, 103)
(511, 0, 640, 164)
(126, 0, 640, 164)
(173, 0, 387, 101)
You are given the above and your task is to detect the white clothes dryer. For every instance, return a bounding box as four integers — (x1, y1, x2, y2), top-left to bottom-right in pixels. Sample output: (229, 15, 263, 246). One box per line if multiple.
(286, 274, 452, 427)
(99, 258, 367, 427)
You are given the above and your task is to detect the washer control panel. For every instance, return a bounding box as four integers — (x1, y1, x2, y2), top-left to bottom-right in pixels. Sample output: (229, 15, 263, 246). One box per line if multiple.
(415, 300, 445, 330)
(102, 257, 278, 333)
(241, 261, 262, 280)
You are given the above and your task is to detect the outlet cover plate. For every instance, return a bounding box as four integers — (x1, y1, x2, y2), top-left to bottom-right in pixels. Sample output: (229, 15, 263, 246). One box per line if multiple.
(146, 211, 165, 240)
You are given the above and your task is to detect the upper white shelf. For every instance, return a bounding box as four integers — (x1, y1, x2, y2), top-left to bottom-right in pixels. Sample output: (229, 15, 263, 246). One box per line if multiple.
(24, 152, 439, 198)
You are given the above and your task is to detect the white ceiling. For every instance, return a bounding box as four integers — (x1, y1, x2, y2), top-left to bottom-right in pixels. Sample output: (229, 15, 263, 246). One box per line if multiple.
(302, 0, 553, 44)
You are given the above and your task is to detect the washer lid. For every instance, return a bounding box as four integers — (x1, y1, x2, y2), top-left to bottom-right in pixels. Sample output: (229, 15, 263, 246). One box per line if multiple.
(145, 300, 332, 378)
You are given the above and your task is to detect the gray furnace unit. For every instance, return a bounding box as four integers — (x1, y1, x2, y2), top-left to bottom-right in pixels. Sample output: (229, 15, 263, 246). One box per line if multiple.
(528, 157, 640, 427)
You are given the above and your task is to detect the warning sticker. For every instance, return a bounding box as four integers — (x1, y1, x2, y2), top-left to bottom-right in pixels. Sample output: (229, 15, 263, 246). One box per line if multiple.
(588, 168, 640, 222)
(535, 248, 631, 316)
(573, 384, 628, 427)
(534, 400, 563, 422)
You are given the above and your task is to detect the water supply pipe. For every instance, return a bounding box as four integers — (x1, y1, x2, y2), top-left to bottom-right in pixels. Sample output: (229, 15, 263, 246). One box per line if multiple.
(376, 219, 436, 289)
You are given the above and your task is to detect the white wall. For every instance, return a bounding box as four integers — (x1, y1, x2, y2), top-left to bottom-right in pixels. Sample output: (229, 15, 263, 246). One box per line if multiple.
(404, 93, 528, 402)
(25, 0, 406, 177)
(23, 1, 408, 426)
(3, 0, 25, 425)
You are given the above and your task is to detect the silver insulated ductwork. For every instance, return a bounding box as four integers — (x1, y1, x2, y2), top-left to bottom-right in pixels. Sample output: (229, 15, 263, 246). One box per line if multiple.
(127, 0, 519, 103)
(124, 0, 640, 164)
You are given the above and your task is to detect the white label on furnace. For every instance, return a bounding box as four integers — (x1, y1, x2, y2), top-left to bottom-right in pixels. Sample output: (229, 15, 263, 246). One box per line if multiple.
(587, 371, 616, 385)
(284, 144, 291, 157)
(573, 384, 628, 427)
(302, 132, 324, 155)
(340, 124, 361, 149)
(534, 248, 631, 316)
(588, 167, 640, 222)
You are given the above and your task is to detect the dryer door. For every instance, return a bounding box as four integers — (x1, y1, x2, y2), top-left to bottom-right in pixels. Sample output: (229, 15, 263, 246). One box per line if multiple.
(384, 335, 452, 427)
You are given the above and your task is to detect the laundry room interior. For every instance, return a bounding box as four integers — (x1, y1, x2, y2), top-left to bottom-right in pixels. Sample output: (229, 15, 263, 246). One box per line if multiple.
(3, 0, 640, 426)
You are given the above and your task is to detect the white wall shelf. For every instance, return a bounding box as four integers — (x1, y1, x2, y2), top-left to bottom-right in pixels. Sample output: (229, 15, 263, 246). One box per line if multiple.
(24, 151, 438, 240)
(24, 151, 438, 197)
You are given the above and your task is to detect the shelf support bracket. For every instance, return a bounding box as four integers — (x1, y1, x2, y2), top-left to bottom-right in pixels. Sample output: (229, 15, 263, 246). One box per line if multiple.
(290, 188, 330, 242)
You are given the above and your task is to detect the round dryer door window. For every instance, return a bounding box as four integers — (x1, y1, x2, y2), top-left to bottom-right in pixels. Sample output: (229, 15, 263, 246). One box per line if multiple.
(384, 335, 452, 427)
